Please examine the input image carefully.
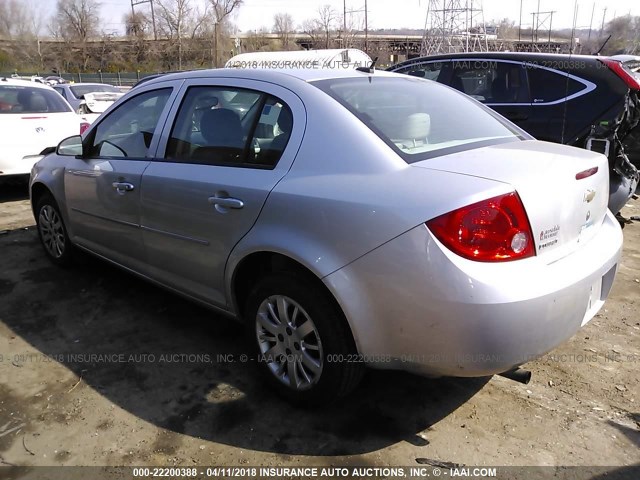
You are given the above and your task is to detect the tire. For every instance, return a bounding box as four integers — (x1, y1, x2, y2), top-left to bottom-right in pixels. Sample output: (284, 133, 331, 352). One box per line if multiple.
(35, 193, 75, 266)
(245, 272, 364, 406)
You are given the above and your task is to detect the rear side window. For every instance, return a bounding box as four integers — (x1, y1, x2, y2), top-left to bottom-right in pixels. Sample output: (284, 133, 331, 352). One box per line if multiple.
(527, 67, 585, 103)
(165, 85, 292, 168)
(0, 86, 72, 114)
(313, 76, 523, 163)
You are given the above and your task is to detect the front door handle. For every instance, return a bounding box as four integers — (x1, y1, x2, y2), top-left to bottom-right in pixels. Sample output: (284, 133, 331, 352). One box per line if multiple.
(208, 195, 244, 210)
(112, 182, 135, 193)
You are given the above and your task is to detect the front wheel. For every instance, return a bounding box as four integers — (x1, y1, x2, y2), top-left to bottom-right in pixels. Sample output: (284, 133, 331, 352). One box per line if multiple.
(245, 272, 363, 405)
(35, 193, 75, 266)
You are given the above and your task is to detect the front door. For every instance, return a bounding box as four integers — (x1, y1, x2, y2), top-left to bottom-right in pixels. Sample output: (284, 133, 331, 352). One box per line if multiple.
(64, 87, 176, 269)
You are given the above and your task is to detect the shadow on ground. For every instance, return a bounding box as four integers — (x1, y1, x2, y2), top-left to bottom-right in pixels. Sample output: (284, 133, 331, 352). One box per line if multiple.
(0, 177, 29, 203)
(0, 228, 488, 456)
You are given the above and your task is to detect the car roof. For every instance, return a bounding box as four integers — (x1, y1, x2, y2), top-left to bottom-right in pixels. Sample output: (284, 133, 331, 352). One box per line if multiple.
(389, 51, 605, 68)
(67, 82, 116, 87)
(0, 77, 56, 90)
(138, 67, 397, 89)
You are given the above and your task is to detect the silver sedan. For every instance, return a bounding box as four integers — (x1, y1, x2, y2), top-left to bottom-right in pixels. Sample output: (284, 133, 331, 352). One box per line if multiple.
(30, 68, 622, 405)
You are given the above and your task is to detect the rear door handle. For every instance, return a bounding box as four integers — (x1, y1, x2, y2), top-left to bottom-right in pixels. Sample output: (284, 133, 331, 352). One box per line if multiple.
(112, 182, 135, 193)
(208, 196, 244, 210)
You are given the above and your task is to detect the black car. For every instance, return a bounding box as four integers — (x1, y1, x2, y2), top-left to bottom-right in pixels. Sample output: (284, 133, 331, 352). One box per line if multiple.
(388, 52, 640, 216)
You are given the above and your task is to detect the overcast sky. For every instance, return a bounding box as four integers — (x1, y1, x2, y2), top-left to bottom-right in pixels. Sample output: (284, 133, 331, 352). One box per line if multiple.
(40, 0, 640, 35)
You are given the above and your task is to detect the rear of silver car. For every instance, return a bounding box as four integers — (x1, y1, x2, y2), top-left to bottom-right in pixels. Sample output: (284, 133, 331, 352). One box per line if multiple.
(323, 143, 621, 377)
(309, 75, 622, 377)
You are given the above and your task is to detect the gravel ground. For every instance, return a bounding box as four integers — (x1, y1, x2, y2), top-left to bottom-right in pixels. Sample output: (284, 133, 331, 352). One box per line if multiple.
(0, 181, 638, 479)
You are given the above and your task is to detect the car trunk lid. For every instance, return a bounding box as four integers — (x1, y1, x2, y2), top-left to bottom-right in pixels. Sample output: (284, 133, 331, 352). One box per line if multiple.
(0, 112, 80, 173)
(412, 140, 611, 263)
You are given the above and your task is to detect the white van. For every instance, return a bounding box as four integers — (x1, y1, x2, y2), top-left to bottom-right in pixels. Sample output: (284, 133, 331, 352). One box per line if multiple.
(225, 49, 373, 70)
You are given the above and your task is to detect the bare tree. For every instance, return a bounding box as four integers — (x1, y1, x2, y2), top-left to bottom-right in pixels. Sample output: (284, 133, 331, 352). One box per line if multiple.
(124, 10, 150, 38)
(317, 4, 337, 48)
(604, 15, 640, 54)
(301, 19, 322, 48)
(209, 0, 243, 66)
(0, 0, 40, 38)
(50, 0, 101, 71)
(53, 0, 101, 40)
(273, 12, 294, 50)
(156, 0, 194, 69)
(340, 10, 365, 48)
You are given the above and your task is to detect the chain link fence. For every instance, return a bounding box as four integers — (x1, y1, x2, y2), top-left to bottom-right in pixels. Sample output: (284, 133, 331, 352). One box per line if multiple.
(0, 71, 161, 87)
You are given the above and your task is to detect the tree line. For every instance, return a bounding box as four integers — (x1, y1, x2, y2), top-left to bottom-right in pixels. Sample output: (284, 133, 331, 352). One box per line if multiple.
(1, 0, 638, 74)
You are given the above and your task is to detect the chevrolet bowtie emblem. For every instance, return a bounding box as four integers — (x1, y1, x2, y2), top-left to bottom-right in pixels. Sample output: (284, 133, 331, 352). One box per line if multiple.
(583, 189, 596, 203)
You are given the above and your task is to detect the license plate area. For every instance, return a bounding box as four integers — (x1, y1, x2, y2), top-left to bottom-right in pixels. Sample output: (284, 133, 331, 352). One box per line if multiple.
(581, 276, 603, 326)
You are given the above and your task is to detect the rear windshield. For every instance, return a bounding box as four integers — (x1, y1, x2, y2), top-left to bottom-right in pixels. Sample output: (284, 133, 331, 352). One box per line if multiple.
(0, 85, 73, 114)
(312, 76, 525, 163)
(70, 84, 121, 98)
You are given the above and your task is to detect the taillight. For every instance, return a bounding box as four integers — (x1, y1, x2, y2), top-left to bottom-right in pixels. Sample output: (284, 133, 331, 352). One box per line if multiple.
(600, 59, 640, 90)
(426, 192, 535, 262)
(80, 122, 90, 135)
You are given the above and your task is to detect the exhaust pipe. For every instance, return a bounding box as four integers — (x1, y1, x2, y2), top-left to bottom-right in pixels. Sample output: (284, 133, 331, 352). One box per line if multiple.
(498, 367, 531, 384)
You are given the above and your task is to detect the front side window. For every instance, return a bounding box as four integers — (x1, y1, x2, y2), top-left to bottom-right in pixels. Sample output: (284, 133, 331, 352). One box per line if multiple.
(0, 85, 72, 114)
(313, 76, 524, 163)
(395, 61, 446, 82)
(53, 87, 67, 100)
(165, 86, 293, 168)
(87, 88, 171, 159)
(449, 61, 529, 104)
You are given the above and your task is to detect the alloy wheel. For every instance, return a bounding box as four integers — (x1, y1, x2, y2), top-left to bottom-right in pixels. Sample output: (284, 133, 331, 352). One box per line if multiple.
(39, 205, 66, 259)
(256, 295, 324, 391)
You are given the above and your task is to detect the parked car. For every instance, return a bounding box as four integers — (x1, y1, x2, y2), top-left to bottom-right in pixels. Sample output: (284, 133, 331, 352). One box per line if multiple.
(52, 82, 124, 114)
(610, 54, 640, 78)
(0, 77, 84, 177)
(44, 76, 67, 86)
(30, 69, 622, 404)
(388, 52, 640, 214)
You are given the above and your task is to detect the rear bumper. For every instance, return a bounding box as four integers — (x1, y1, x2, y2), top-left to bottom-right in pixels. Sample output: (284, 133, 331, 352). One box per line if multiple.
(324, 210, 622, 377)
(0, 154, 43, 176)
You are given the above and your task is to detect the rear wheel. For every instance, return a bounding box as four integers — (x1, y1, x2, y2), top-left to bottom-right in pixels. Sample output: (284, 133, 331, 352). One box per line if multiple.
(245, 272, 363, 405)
(35, 193, 74, 266)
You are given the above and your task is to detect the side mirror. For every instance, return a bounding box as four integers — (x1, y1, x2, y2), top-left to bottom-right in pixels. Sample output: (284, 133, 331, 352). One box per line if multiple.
(56, 135, 84, 157)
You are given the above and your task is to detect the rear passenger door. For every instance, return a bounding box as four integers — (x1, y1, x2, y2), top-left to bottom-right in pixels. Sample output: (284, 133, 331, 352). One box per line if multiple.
(448, 59, 532, 130)
(140, 79, 305, 308)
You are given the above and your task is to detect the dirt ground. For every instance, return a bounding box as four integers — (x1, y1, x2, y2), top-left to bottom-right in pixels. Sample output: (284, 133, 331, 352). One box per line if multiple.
(0, 180, 638, 477)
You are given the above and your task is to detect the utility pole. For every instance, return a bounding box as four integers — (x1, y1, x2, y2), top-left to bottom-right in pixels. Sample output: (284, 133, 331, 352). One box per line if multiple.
(600, 7, 607, 36)
(588, 2, 595, 40)
(364, 0, 368, 53)
(131, 0, 157, 40)
(343, 0, 347, 46)
(518, 0, 523, 41)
